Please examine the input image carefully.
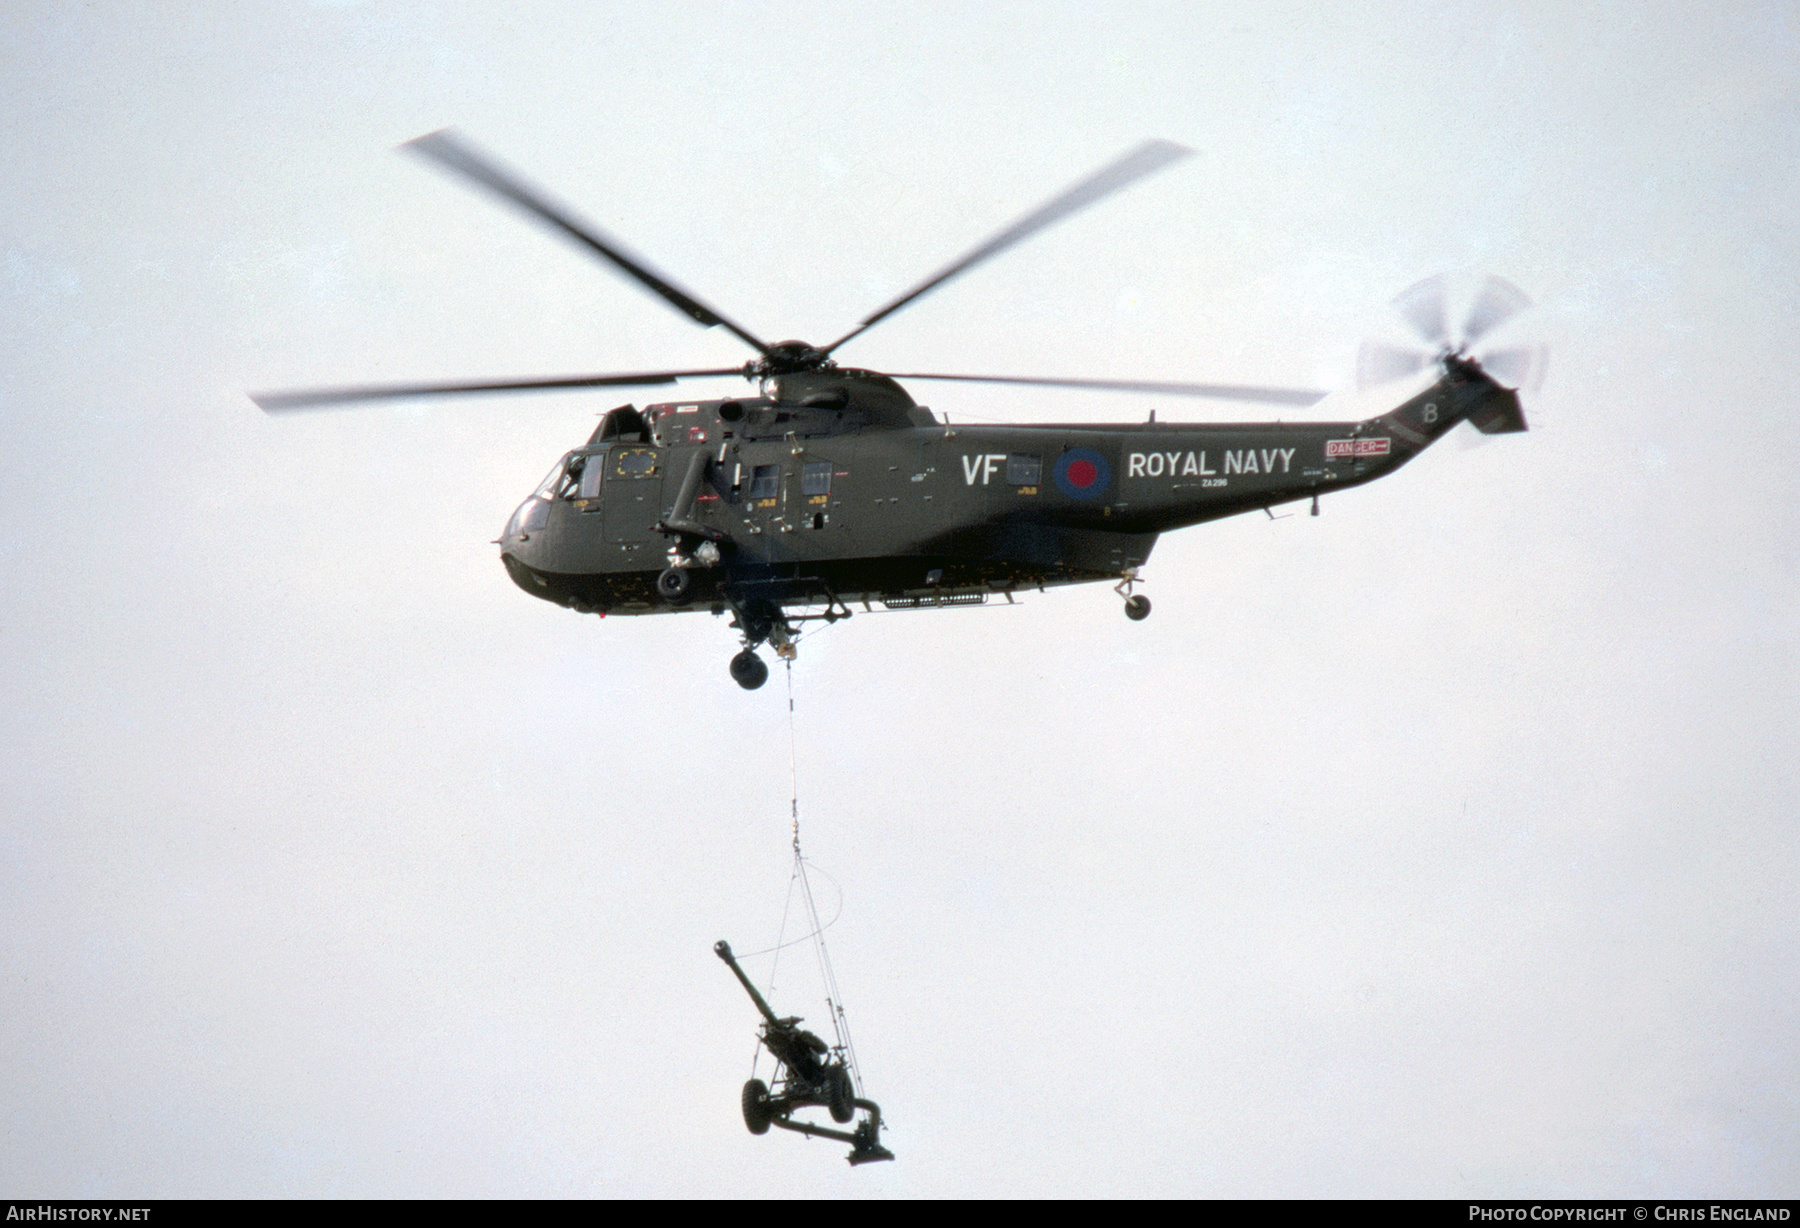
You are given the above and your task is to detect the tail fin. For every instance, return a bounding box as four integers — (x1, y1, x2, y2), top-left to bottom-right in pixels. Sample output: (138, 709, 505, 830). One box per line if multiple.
(1376, 357, 1528, 448)
(1467, 382, 1528, 434)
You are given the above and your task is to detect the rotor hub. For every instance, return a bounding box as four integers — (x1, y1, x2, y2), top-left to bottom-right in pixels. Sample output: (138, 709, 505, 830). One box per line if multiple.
(753, 341, 834, 378)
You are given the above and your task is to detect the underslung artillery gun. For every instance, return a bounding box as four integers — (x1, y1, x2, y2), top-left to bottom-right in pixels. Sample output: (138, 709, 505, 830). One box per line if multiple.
(714, 940, 893, 1165)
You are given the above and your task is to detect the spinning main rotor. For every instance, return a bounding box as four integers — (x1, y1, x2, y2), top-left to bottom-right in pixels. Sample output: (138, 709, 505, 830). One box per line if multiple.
(254, 131, 1327, 413)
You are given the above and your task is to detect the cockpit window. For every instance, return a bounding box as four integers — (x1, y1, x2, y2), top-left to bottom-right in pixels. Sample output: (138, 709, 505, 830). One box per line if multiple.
(578, 458, 604, 499)
(555, 455, 587, 499)
(533, 457, 569, 499)
(506, 495, 551, 538)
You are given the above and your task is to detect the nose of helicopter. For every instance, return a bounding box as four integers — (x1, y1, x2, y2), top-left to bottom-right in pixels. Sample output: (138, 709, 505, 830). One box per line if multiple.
(498, 494, 550, 573)
(497, 494, 557, 600)
(502, 493, 549, 546)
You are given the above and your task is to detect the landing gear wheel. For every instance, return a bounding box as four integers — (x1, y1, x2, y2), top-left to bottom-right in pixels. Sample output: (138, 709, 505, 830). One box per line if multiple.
(729, 649, 769, 691)
(656, 566, 693, 605)
(742, 1078, 773, 1135)
(1124, 594, 1151, 621)
(828, 1065, 855, 1124)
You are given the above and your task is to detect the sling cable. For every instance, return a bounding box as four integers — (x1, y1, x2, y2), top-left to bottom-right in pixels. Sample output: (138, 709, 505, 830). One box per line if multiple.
(713, 660, 893, 1164)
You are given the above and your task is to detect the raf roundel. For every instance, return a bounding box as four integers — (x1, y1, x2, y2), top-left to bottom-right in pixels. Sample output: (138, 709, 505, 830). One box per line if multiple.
(1053, 447, 1112, 501)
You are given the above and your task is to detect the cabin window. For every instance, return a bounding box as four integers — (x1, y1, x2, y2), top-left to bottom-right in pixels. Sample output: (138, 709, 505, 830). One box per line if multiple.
(1007, 455, 1042, 485)
(801, 461, 833, 497)
(749, 464, 781, 500)
(612, 447, 658, 478)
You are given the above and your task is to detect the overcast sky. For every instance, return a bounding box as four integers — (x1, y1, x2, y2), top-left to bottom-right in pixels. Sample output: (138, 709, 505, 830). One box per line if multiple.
(2, 1, 1796, 1198)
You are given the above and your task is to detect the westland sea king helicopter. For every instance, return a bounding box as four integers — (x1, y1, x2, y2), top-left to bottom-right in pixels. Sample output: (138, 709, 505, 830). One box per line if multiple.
(257, 132, 1538, 689)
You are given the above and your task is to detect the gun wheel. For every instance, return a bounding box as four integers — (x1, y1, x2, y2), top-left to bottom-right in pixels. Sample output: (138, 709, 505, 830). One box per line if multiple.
(742, 1078, 773, 1135)
(828, 1066, 855, 1124)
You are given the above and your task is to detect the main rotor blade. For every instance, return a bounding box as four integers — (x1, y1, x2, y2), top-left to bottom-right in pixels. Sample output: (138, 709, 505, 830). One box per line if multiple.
(883, 371, 1327, 406)
(826, 139, 1193, 354)
(403, 130, 771, 356)
(252, 368, 744, 412)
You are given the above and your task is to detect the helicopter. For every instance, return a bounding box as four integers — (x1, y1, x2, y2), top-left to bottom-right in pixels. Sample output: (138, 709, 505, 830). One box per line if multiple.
(256, 131, 1534, 690)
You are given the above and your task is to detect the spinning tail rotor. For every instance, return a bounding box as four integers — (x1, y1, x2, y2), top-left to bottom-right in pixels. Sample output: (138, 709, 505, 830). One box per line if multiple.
(1358, 274, 1548, 395)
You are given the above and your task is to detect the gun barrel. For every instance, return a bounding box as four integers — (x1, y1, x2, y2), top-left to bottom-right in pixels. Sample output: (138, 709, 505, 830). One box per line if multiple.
(714, 940, 782, 1026)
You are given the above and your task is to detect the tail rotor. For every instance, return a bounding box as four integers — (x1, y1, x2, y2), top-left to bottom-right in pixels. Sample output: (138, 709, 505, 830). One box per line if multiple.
(1358, 274, 1548, 396)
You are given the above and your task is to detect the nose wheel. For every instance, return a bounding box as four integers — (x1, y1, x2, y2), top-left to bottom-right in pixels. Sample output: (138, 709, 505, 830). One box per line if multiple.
(656, 566, 694, 605)
(1115, 568, 1151, 621)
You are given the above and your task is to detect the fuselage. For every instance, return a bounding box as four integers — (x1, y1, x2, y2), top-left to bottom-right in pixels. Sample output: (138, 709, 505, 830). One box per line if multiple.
(498, 361, 1522, 616)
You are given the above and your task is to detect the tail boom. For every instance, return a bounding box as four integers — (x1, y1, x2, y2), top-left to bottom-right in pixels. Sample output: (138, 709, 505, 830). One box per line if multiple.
(1107, 358, 1526, 532)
